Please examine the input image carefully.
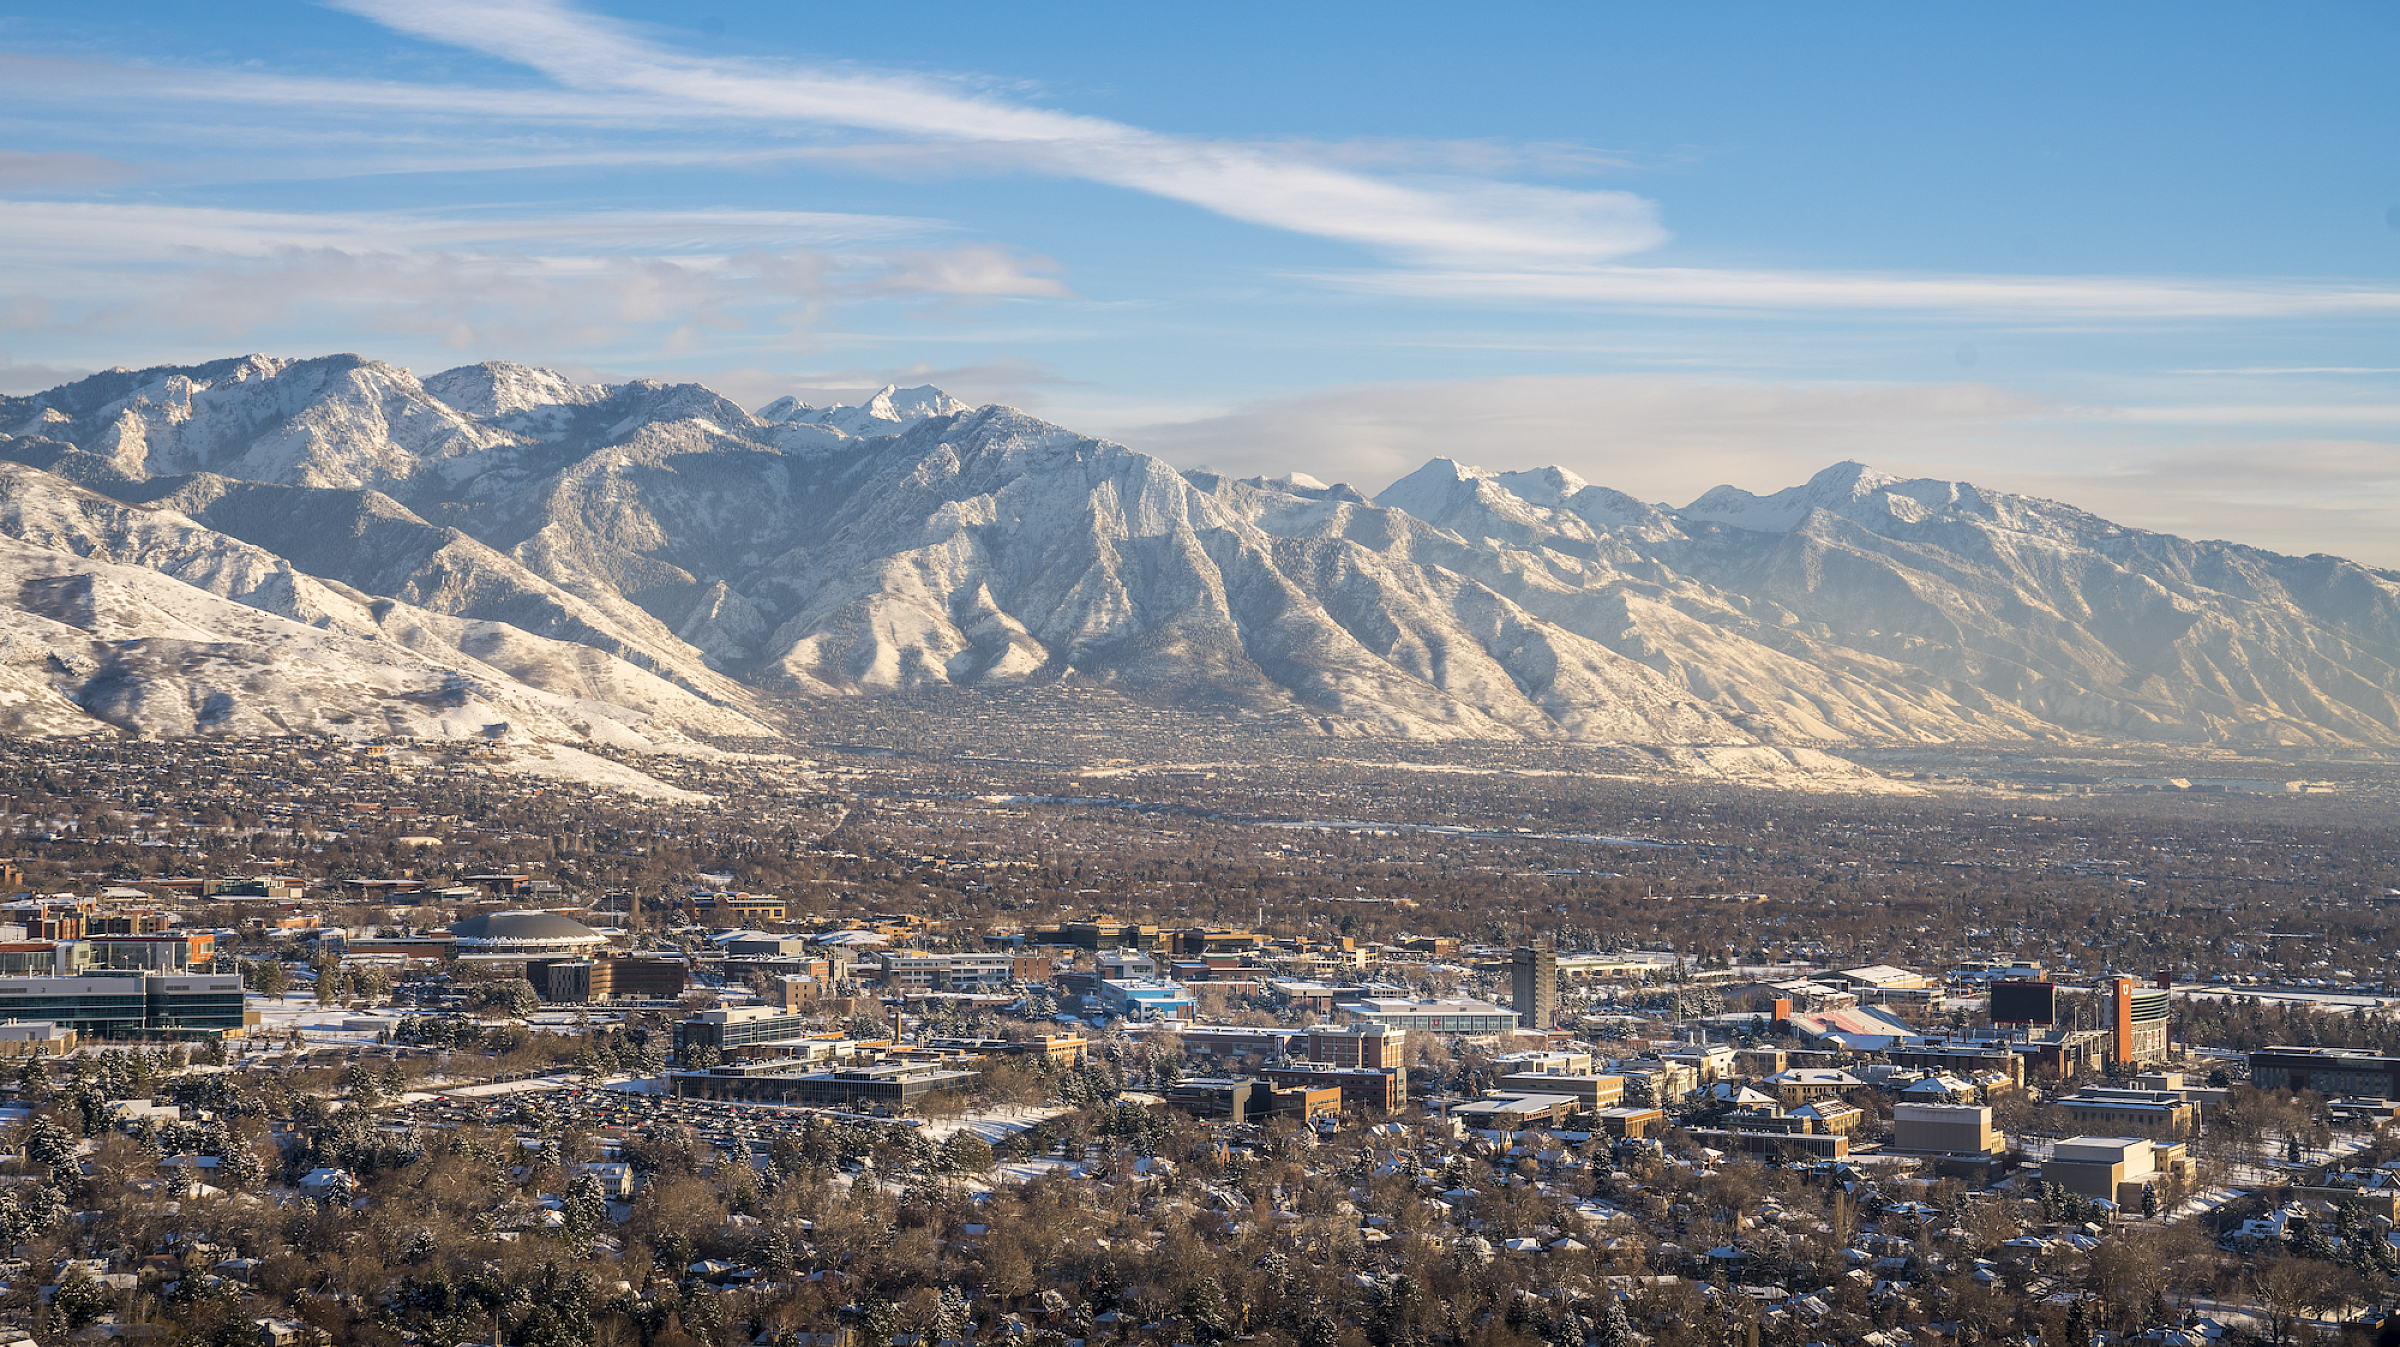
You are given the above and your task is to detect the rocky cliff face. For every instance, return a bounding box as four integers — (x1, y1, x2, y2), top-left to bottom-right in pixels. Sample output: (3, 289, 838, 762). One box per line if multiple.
(5, 353, 2396, 755)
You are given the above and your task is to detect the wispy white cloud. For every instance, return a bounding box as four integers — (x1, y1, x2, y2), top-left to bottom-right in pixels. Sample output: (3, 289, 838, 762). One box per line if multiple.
(15, 12, 2400, 322)
(281, 2, 2400, 319)
(324, 0, 1667, 269)
(1316, 263, 2400, 318)
(0, 148, 143, 190)
(2110, 404, 2400, 424)
(0, 200, 934, 264)
(2166, 366, 2400, 376)
(0, 200, 1069, 355)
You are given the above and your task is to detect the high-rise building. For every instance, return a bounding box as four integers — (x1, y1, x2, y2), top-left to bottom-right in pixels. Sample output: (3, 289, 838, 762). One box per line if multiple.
(1511, 945, 1557, 1031)
(2109, 975, 2170, 1063)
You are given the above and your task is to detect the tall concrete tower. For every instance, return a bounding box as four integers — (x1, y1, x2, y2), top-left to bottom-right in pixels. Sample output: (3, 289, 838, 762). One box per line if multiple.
(1511, 944, 1557, 1031)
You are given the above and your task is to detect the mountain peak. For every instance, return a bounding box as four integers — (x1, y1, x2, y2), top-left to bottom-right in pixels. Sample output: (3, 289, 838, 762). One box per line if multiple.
(1491, 464, 1592, 508)
(423, 361, 609, 418)
(1681, 460, 1928, 533)
(755, 383, 969, 438)
(1803, 459, 1903, 497)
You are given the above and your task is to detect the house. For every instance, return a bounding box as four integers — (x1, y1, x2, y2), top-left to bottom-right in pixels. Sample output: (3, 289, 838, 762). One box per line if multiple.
(2222, 1205, 2303, 1249)
(577, 1161, 637, 1198)
(2295, 1165, 2400, 1222)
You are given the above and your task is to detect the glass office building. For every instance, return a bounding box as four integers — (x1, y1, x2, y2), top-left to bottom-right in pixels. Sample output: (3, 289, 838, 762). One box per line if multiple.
(1334, 997, 1521, 1034)
(0, 973, 245, 1039)
(675, 1006, 830, 1058)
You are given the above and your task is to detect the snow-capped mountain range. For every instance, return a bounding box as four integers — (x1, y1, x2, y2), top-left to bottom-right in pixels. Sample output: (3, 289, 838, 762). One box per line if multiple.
(4, 352, 2397, 766)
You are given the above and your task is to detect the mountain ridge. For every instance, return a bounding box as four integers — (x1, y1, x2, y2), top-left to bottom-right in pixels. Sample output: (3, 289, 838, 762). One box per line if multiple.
(5, 352, 2398, 765)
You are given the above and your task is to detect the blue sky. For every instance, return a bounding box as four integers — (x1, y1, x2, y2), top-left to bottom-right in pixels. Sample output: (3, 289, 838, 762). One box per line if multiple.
(3, 2, 2397, 559)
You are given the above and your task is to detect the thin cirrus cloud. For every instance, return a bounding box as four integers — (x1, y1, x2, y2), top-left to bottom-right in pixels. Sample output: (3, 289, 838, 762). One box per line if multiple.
(328, 0, 1669, 270)
(1322, 264, 2400, 319)
(15, 4, 2396, 322)
(248, 0, 2400, 321)
(0, 200, 940, 265)
(0, 199, 1069, 349)
(0, 149, 145, 190)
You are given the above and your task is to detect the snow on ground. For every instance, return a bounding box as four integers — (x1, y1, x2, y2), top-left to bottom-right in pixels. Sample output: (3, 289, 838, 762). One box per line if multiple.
(484, 741, 714, 802)
(244, 996, 384, 1039)
(599, 1075, 671, 1095)
(913, 1102, 1074, 1145)
(993, 1158, 1088, 1182)
(392, 1072, 601, 1104)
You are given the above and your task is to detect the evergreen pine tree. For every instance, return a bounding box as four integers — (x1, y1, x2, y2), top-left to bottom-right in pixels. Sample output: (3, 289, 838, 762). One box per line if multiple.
(1594, 1296, 1632, 1347)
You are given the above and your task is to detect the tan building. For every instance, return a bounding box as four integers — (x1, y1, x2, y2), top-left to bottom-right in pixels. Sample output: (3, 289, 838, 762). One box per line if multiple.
(529, 953, 687, 1003)
(0, 1019, 74, 1056)
(1493, 1048, 1594, 1075)
(1764, 1068, 1865, 1107)
(2045, 1136, 2193, 1205)
(1494, 1072, 1625, 1108)
(1734, 1046, 1788, 1077)
(772, 974, 834, 1008)
(2055, 1087, 2200, 1135)
(1308, 1023, 1398, 1069)
(686, 892, 787, 925)
(1792, 1100, 1865, 1136)
(1454, 1093, 1580, 1130)
(1893, 1102, 2002, 1157)
(1593, 1106, 1667, 1139)
(1262, 1063, 1404, 1114)
(1614, 1061, 1698, 1104)
(1276, 1084, 1344, 1122)
(1665, 1043, 1737, 1083)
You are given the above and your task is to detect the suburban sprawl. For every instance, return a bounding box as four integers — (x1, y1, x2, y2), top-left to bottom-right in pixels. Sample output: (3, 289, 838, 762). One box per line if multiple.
(0, 730, 2392, 1347)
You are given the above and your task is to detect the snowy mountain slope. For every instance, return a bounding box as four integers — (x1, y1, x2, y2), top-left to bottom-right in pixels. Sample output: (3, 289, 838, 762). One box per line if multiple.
(0, 460, 768, 753)
(9, 353, 2400, 754)
(128, 472, 745, 704)
(1395, 458, 2400, 746)
(713, 409, 1744, 742)
(0, 529, 757, 749)
(757, 383, 973, 445)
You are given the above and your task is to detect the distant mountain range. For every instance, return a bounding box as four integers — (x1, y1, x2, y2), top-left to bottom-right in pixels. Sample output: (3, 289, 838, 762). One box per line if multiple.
(3, 352, 2397, 762)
